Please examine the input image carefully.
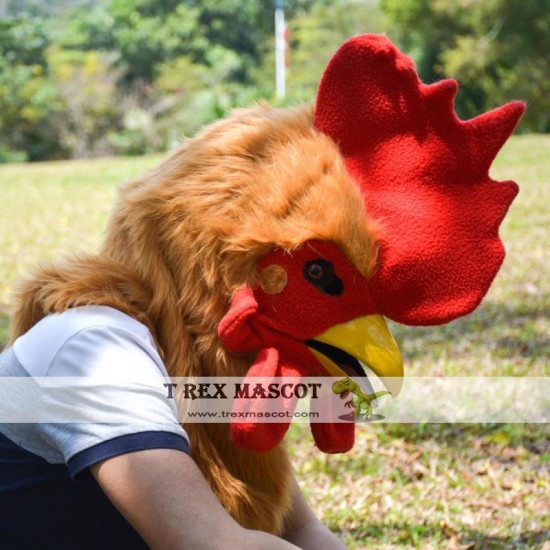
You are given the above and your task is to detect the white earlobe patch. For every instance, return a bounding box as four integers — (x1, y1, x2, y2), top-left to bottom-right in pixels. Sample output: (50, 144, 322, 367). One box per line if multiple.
(260, 265, 288, 295)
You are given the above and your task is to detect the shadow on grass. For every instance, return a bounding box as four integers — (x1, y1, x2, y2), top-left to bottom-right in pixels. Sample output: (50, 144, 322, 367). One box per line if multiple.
(380, 423, 550, 456)
(391, 291, 550, 362)
(341, 523, 550, 549)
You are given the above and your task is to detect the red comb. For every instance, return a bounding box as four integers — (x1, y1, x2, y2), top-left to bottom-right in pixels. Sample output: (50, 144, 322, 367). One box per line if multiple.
(315, 35, 525, 325)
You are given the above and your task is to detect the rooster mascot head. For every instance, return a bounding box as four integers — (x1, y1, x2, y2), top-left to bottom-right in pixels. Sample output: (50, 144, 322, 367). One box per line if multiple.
(10, 35, 524, 533)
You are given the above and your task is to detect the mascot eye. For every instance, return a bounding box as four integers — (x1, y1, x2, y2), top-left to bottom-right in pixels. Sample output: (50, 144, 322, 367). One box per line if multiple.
(306, 262, 325, 280)
(304, 260, 344, 296)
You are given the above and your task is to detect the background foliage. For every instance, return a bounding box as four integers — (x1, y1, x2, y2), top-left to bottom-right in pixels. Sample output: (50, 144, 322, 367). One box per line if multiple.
(0, 0, 548, 162)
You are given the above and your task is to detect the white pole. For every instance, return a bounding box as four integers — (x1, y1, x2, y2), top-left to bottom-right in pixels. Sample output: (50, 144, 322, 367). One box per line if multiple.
(275, 0, 286, 100)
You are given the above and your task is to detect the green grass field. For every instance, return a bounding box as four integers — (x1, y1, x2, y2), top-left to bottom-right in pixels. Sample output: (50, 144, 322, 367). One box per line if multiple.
(0, 136, 548, 548)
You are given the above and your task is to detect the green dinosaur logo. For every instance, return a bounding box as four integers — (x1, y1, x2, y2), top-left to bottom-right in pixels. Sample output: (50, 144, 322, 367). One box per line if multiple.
(332, 377, 390, 421)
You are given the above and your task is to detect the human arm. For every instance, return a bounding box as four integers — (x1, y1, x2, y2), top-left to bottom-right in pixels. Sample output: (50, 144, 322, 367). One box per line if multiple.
(91, 448, 300, 550)
(282, 477, 348, 550)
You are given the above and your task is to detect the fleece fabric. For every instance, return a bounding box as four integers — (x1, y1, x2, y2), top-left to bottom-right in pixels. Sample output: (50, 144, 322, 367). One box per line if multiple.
(315, 34, 525, 325)
(219, 242, 361, 453)
(219, 34, 524, 454)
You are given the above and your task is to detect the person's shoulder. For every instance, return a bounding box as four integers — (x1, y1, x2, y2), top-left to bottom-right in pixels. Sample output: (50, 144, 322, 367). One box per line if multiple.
(12, 306, 163, 377)
(21, 305, 150, 340)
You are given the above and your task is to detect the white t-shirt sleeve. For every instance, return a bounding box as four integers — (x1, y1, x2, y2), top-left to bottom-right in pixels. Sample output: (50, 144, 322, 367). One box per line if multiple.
(4, 307, 190, 477)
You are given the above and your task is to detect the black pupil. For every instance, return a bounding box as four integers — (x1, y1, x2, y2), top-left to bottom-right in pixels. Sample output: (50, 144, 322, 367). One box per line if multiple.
(303, 259, 343, 296)
(307, 264, 324, 280)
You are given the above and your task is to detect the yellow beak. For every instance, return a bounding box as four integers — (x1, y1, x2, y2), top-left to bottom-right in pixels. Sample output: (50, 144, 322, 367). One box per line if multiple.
(307, 314, 403, 396)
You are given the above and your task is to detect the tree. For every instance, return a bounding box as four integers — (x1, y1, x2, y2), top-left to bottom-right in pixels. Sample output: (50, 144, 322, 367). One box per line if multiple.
(281, 0, 388, 104)
(0, 0, 92, 18)
(47, 48, 122, 157)
(0, 15, 64, 161)
(381, 0, 550, 131)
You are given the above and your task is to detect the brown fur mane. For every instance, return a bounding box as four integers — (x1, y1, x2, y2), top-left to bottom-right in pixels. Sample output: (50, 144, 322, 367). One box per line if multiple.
(9, 103, 378, 533)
